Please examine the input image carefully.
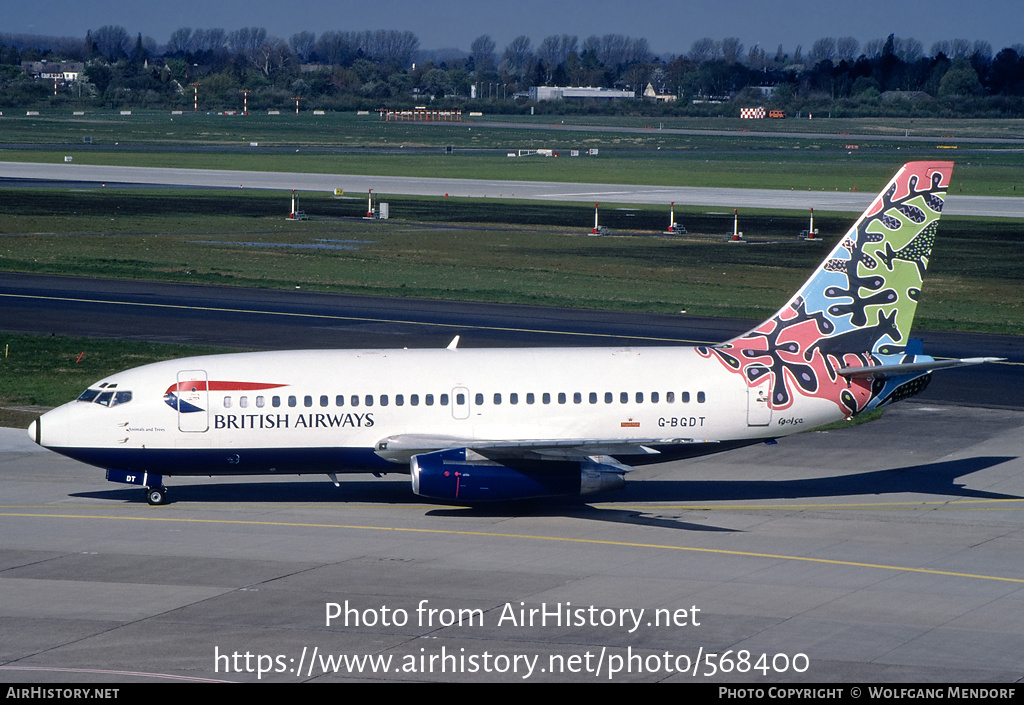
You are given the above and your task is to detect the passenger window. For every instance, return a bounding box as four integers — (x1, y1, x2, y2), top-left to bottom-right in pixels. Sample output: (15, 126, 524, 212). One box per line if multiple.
(589, 392, 597, 404)
(558, 393, 566, 404)
(619, 392, 628, 404)
(682, 392, 690, 403)
(457, 393, 466, 405)
(365, 395, 374, 407)
(240, 396, 248, 408)
(411, 394, 419, 406)
(474, 393, 483, 405)
(666, 392, 675, 403)
(426, 394, 435, 406)
(651, 392, 659, 403)
(223, 396, 232, 408)
(288, 396, 297, 407)
(636, 392, 643, 403)
(574, 392, 582, 404)
(350, 395, 359, 407)
(320, 395, 328, 407)
(396, 394, 404, 406)
(380, 395, 388, 406)
(304, 395, 313, 408)
(493, 393, 501, 405)
(512, 393, 520, 405)
(256, 396, 265, 408)
(336, 395, 344, 406)
(440, 394, 448, 405)
(273, 396, 281, 408)
(542, 393, 550, 404)
(697, 392, 706, 403)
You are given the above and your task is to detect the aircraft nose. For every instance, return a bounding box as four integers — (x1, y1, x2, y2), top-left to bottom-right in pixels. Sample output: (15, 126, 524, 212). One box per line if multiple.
(27, 418, 39, 445)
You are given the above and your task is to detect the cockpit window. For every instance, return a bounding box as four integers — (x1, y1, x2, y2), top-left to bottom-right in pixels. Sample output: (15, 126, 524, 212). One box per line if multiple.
(77, 389, 100, 402)
(77, 389, 132, 407)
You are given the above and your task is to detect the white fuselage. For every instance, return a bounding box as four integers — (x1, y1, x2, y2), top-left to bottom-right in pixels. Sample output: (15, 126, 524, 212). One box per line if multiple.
(32, 345, 844, 478)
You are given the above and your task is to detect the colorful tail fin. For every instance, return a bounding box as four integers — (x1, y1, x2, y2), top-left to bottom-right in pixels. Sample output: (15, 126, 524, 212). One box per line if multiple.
(703, 162, 953, 415)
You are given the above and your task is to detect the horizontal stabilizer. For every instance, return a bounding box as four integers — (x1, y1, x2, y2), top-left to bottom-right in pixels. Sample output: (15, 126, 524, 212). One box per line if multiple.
(838, 356, 1004, 379)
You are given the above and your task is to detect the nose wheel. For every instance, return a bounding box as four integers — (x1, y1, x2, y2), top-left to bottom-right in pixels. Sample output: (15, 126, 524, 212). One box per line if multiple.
(146, 486, 168, 505)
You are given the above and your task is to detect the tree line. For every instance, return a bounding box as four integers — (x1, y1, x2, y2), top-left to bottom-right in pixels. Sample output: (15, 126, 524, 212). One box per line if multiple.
(2, 25, 1023, 117)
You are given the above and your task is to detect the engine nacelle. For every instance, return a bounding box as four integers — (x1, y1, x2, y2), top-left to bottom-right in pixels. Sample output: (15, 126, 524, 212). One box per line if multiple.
(410, 448, 627, 501)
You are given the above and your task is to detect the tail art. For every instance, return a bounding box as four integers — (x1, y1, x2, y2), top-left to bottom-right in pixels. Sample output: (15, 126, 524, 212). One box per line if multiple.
(699, 162, 954, 417)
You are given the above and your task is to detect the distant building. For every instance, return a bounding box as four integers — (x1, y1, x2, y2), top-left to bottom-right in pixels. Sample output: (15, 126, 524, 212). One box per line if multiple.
(530, 86, 634, 101)
(21, 61, 84, 84)
(643, 83, 677, 102)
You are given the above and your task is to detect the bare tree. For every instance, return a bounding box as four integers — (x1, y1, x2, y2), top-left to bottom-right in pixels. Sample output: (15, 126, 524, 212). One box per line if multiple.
(863, 38, 885, 59)
(836, 37, 859, 62)
(689, 37, 717, 63)
(537, 34, 578, 68)
(91, 25, 130, 61)
(596, 34, 641, 67)
(951, 38, 971, 57)
(290, 31, 316, 63)
(471, 35, 496, 73)
(809, 37, 836, 64)
(720, 37, 744, 64)
(895, 37, 923, 62)
(228, 27, 268, 59)
(502, 35, 533, 78)
(190, 28, 227, 55)
(167, 27, 192, 56)
(972, 40, 993, 62)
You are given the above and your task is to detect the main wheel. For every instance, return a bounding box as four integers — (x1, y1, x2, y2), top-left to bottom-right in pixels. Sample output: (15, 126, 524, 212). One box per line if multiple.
(146, 486, 167, 505)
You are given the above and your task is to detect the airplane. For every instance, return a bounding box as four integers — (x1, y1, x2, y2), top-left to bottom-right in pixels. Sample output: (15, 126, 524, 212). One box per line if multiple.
(28, 161, 1001, 505)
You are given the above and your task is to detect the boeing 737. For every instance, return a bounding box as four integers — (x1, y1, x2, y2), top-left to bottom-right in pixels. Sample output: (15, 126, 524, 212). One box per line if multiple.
(28, 161, 999, 504)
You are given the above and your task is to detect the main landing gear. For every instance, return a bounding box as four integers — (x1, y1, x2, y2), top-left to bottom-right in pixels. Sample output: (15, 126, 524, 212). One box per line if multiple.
(105, 469, 167, 505)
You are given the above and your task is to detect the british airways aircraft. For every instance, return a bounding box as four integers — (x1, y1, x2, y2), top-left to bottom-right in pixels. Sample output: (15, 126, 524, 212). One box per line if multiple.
(28, 162, 998, 505)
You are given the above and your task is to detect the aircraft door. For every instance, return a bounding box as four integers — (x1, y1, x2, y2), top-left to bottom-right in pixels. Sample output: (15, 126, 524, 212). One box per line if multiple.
(176, 369, 209, 432)
(451, 387, 470, 420)
(746, 366, 772, 426)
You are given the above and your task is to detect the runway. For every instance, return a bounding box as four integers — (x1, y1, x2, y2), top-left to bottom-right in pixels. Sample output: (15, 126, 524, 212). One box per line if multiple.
(3, 160, 1024, 217)
(1, 273, 1023, 683)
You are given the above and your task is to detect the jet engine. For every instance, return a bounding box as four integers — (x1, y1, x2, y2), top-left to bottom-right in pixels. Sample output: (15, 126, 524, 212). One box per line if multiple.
(410, 447, 628, 501)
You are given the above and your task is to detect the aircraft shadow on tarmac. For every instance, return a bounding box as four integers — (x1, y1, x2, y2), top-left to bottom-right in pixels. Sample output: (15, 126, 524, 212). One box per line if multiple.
(72, 455, 1018, 531)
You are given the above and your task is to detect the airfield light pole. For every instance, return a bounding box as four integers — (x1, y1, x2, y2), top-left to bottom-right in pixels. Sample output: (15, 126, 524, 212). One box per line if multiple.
(241, 89, 250, 115)
(293, 96, 301, 115)
(669, 201, 675, 231)
(809, 208, 815, 239)
(593, 203, 600, 234)
(733, 208, 740, 240)
(192, 83, 200, 112)
(367, 189, 374, 218)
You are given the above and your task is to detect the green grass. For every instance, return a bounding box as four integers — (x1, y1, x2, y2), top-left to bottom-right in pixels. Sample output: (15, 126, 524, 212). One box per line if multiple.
(0, 188, 1019, 333)
(0, 333, 232, 411)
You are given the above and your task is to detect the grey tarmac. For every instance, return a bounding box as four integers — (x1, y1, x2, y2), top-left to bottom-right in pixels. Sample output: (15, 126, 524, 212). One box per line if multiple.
(2, 160, 1023, 217)
(1, 401, 1022, 683)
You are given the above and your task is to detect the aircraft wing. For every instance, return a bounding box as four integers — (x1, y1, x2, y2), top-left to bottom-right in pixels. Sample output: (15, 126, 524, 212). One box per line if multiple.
(374, 434, 715, 463)
(838, 356, 1004, 380)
